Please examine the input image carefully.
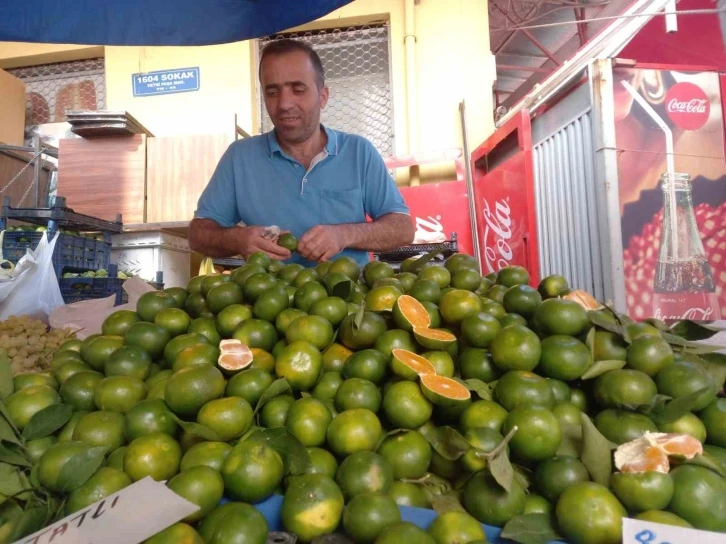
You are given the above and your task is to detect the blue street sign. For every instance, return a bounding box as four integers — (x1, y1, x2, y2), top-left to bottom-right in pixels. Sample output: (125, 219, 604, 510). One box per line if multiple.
(132, 67, 200, 97)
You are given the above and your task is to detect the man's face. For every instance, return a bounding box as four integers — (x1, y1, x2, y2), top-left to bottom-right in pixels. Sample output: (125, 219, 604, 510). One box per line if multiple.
(261, 50, 329, 144)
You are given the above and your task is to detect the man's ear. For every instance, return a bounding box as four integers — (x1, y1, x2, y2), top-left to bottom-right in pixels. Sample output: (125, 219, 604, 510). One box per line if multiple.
(320, 85, 330, 109)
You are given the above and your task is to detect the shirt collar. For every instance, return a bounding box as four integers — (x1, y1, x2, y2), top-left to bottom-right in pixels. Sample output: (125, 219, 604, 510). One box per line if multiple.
(267, 124, 338, 157)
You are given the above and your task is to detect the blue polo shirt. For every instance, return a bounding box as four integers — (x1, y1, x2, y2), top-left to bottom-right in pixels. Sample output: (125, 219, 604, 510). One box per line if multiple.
(195, 125, 409, 267)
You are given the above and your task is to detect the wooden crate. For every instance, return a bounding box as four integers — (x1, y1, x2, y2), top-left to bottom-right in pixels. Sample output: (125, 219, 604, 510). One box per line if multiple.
(0, 151, 51, 208)
(57, 134, 147, 224)
(146, 133, 233, 223)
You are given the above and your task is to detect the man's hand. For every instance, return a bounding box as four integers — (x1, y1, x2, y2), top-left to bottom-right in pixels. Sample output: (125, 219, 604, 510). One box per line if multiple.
(298, 225, 347, 262)
(238, 226, 291, 260)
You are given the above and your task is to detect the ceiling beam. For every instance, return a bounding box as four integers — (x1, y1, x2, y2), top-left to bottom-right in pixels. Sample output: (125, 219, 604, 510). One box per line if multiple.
(498, 0, 642, 111)
(498, 64, 553, 73)
(491, 2, 562, 65)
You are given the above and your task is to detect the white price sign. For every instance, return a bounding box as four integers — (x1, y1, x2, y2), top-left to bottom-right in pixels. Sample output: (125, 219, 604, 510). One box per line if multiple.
(623, 518, 726, 544)
(14, 477, 198, 544)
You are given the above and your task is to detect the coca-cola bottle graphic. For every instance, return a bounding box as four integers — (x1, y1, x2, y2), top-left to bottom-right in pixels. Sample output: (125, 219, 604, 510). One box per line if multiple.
(653, 172, 722, 322)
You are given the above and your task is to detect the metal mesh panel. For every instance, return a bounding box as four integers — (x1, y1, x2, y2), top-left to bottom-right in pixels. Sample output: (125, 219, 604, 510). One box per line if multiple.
(8, 59, 106, 130)
(258, 24, 394, 157)
(533, 112, 606, 300)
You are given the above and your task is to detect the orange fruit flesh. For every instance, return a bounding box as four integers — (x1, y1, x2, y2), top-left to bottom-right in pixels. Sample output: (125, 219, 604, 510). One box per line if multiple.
(420, 374, 471, 400)
(620, 445, 670, 474)
(412, 327, 457, 342)
(218, 340, 253, 371)
(397, 296, 431, 328)
(653, 433, 703, 458)
(391, 349, 436, 376)
(615, 432, 704, 474)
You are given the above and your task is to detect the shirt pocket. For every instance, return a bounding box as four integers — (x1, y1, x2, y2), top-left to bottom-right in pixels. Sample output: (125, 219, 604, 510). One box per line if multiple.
(315, 188, 365, 225)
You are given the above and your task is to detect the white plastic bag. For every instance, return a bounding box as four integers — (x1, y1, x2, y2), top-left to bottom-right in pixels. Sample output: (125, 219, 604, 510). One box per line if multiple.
(0, 232, 65, 323)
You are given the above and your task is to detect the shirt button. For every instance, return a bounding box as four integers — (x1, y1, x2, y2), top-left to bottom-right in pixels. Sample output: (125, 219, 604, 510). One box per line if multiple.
(294, 164, 298, 168)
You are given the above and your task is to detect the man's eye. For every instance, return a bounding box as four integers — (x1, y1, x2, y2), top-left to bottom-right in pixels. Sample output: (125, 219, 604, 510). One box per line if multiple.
(266, 89, 279, 97)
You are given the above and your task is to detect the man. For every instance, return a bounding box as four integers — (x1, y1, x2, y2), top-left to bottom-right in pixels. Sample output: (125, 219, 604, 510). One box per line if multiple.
(189, 39, 415, 266)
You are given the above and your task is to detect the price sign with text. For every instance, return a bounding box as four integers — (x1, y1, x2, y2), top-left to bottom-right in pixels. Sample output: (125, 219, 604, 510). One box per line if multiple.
(623, 518, 725, 544)
(15, 477, 198, 544)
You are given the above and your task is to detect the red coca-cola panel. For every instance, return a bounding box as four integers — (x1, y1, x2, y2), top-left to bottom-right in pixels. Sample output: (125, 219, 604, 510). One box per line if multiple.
(615, 66, 726, 321)
(470, 110, 540, 285)
(399, 182, 474, 255)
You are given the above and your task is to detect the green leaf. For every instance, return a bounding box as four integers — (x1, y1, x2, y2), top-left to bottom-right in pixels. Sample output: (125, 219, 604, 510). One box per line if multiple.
(0, 405, 20, 446)
(487, 424, 518, 492)
(55, 446, 106, 493)
(659, 331, 726, 354)
(489, 449, 514, 493)
(512, 466, 532, 492)
(22, 404, 73, 441)
(171, 416, 221, 442)
(406, 473, 452, 496)
(585, 327, 596, 358)
(464, 379, 492, 401)
(429, 491, 465, 514)
(555, 423, 583, 457)
(652, 386, 715, 425)
(670, 320, 724, 341)
(248, 427, 312, 475)
(638, 394, 672, 416)
(686, 453, 726, 478)
(580, 414, 614, 487)
(254, 378, 292, 416)
(501, 513, 563, 544)
(418, 424, 468, 461)
(0, 464, 25, 497)
(353, 303, 366, 332)
(0, 419, 19, 447)
(587, 310, 625, 338)
(409, 251, 443, 273)
(580, 360, 626, 380)
(9, 506, 49, 542)
(0, 445, 30, 468)
(0, 353, 12, 401)
(332, 280, 354, 301)
(697, 353, 726, 390)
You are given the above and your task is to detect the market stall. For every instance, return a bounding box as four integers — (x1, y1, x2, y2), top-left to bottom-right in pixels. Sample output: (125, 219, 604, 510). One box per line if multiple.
(0, 1, 723, 544)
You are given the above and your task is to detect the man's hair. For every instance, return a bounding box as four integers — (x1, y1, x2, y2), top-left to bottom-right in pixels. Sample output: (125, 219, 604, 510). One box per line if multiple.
(259, 39, 326, 89)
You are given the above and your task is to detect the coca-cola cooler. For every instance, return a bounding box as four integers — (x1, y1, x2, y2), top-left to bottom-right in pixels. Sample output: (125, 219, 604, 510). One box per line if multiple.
(384, 150, 475, 256)
(471, 59, 726, 321)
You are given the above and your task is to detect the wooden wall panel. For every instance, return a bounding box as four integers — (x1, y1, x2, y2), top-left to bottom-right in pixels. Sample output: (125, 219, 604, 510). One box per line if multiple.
(0, 152, 51, 208)
(57, 135, 146, 224)
(0, 69, 26, 146)
(146, 133, 232, 223)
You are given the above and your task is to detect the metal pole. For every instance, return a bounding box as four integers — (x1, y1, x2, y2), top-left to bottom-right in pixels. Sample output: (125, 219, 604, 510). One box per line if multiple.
(589, 59, 626, 311)
(458, 100, 482, 272)
(33, 135, 40, 207)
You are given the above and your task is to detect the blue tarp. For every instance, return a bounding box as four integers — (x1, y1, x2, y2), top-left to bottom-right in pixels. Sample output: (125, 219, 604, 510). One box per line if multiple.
(0, 0, 355, 45)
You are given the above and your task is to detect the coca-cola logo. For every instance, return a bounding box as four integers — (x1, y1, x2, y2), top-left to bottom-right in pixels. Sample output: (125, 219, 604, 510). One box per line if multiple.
(414, 215, 443, 235)
(481, 197, 513, 273)
(654, 307, 714, 321)
(665, 82, 710, 130)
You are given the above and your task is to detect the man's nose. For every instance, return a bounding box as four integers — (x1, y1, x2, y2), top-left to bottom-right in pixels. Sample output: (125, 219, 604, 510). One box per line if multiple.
(278, 88, 295, 110)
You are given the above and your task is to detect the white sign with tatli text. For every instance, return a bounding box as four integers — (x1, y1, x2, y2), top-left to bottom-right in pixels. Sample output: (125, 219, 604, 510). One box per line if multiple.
(14, 477, 198, 544)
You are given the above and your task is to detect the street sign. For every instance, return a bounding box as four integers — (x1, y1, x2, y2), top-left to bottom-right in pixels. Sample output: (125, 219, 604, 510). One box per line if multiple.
(132, 67, 200, 97)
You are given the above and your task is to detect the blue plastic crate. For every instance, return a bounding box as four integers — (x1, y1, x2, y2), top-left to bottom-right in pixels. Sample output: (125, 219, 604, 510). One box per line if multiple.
(3, 231, 111, 277)
(225, 495, 566, 543)
(60, 274, 165, 306)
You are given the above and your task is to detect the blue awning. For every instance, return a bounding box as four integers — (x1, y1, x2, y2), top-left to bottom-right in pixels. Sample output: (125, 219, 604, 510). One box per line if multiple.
(0, 0, 355, 46)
